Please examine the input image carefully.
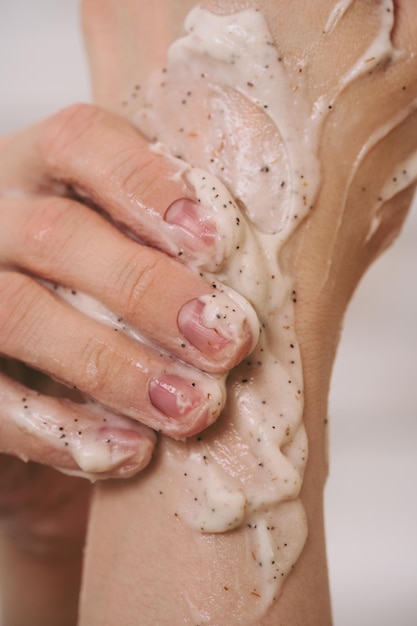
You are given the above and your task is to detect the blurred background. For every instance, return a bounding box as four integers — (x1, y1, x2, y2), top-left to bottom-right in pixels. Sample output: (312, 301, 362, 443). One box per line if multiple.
(0, 2, 416, 624)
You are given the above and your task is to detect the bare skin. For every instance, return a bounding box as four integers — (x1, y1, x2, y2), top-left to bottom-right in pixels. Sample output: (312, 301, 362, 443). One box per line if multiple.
(78, 1, 417, 625)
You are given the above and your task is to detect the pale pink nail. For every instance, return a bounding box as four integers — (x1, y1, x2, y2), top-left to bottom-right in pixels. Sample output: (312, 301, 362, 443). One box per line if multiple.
(178, 299, 231, 357)
(165, 198, 216, 244)
(148, 374, 203, 419)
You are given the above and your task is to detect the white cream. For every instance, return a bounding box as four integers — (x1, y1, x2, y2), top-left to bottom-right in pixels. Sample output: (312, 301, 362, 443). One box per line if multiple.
(138, 8, 321, 237)
(366, 145, 417, 243)
(338, 0, 398, 88)
(127, 3, 417, 623)
(324, 0, 355, 34)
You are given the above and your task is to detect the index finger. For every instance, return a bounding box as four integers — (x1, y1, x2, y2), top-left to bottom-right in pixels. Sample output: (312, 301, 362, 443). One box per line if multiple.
(1, 104, 223, 270)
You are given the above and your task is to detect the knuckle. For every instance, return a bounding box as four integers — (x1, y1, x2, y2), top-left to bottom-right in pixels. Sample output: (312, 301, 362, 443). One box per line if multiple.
(38, 103, 103, 171)
(0, 272, 43, 348)
(19, 196, 83, 270)
(104, 247, 164, 315)
(80, 336, 119, 394)
(110, 145, 163, 201)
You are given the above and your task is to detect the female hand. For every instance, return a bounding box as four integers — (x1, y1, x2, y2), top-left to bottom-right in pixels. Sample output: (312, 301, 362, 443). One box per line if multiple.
(0, 103, 259, 481)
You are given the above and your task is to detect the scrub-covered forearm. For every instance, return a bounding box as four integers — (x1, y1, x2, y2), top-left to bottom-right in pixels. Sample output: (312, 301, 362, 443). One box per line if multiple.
(80, 1, 417, 624)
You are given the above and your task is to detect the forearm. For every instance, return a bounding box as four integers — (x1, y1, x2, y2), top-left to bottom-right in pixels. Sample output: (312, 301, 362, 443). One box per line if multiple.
(79, 1, 417, 624)
(81, 3, 334, 624)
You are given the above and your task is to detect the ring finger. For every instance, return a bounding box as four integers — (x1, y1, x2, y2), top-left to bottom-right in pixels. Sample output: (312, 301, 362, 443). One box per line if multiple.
(0, 270, 226, 440)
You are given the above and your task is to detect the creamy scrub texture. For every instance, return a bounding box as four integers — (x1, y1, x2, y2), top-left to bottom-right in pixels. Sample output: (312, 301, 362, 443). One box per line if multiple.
(123, 2, 417, 622)
(133, 10, 312, 618)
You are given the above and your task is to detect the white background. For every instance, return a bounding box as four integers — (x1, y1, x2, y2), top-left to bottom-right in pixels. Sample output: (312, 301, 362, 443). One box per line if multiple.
(0, 2, 416, 624)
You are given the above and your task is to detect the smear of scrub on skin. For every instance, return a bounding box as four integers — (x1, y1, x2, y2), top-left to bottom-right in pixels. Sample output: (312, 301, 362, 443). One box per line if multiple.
(127, 1, 417, 623)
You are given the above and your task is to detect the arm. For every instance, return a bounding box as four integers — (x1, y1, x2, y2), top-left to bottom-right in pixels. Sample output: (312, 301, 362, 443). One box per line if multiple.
(79, 1, 417, 624)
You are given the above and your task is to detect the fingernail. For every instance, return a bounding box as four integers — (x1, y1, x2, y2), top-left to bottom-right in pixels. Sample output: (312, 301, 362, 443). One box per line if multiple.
(178, 298, 231, 356)
(148, 374, 204, 419)
(178, 292, 258, 366)
(148, 373, 224, 436)
(165, 198, 216, 244)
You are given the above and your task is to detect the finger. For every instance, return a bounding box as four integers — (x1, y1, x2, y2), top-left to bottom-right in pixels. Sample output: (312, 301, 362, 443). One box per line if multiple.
(0, 372, 156, 481)
(0, 104, 224, 269)
(0, 271, 226, 439)
(0, 195, 259, 373)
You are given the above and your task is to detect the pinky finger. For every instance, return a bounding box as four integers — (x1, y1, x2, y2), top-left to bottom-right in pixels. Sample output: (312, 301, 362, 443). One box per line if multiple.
(0, 372, 156, 481)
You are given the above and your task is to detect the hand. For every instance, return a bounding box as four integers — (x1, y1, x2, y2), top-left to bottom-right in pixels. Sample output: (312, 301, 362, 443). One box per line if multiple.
(0, 103, 259, 559)
(0, 103, 259, 481)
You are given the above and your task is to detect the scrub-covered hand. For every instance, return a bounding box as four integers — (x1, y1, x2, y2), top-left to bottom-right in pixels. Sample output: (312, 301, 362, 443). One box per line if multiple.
(0, 104, 258, 481)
